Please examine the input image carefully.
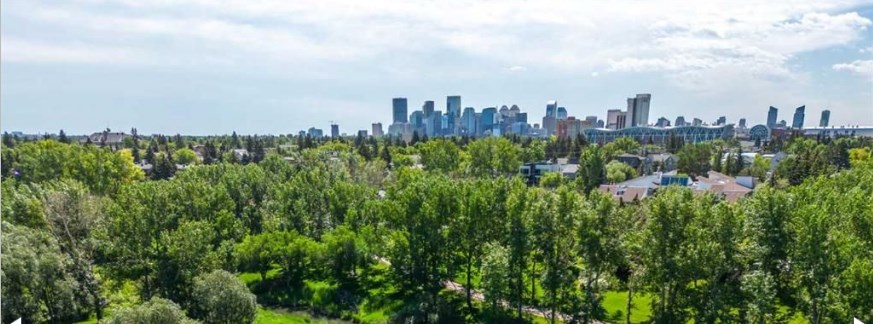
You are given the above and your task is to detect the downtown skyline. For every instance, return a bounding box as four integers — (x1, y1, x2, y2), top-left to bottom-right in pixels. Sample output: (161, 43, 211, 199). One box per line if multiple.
(2, 0, 872, 135)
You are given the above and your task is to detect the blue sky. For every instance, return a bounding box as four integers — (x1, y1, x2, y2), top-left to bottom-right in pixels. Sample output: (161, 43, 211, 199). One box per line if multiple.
(2, 0, 872, 135)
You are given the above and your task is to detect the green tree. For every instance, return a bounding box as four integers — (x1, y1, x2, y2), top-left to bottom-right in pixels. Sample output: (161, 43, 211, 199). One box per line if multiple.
(419, 139, 460, 173)
(576, 145, 605, 194)
(480, 241, 510, 311)
(676, 142, 712, 178)
(190, 270, 257, 324)
(105, 297, 198, 324)
(606, 160, 637, 184)
(173, 148, 198, 165)
(467, 137, 521, 177)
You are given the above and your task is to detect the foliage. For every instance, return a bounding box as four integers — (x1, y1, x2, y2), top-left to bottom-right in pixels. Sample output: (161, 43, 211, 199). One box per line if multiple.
(173, 148, 198, 165)
(606, 160, 638, 184)
(191, 270, 258, 324)
(105, 297, 199, 324)
(576, 145, 606, 193)
(676, 142, 712, 178)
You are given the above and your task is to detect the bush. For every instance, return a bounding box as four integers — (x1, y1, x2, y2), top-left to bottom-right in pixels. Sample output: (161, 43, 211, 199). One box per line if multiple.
(106, 297, 198, 324)
(191, 270, 257, 324)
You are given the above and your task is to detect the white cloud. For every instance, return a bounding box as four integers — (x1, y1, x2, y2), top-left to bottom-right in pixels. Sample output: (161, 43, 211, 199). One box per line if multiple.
(833, 60, 873, 76)
(0, 37, 153, 64)
(591, 72, 599, 77)
(860, 46, 873, 53)
(507, 66, 527, 72)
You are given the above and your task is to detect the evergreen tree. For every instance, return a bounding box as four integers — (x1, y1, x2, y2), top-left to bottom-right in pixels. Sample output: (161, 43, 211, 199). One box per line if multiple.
(2, 132, 15, 148)
(58, 129, 69, 143)
(410, 131, 421, 145)
(381, 144, 393, 168)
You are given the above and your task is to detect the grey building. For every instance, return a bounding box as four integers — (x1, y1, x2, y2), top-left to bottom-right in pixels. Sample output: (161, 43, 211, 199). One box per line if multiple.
(331, 124, 339, 138)
(627, 94, 651, 127)
(423, 100, 435, 118)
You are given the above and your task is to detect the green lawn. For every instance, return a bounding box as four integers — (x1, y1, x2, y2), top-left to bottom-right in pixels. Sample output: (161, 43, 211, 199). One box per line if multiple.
(602, 291, 654, 324)
(255, 308, 353, 324)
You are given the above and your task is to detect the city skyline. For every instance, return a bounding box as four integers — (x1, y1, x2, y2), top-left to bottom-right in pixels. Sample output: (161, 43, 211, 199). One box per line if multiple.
(2, 1, 872, 135)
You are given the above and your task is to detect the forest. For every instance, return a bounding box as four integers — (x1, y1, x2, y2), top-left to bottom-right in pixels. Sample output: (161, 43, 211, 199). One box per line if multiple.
(1, 130, 872, 324)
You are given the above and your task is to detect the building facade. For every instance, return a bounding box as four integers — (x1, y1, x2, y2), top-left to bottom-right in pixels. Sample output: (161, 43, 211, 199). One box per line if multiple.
(792, 105, 805, 129)
(393, 98, 408, 124)
(583, 125, 735, 145)
(819, 109, 830, 127)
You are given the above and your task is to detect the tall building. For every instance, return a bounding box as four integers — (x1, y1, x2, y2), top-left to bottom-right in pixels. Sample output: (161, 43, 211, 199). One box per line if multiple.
(393, 98, 408, 124)
(820, 109, 831, 127)
(626, 93, 652, 127)
(692, 118, 703, 126)
(462, 107, 477, 136)
(739, 118, 747, 129)
(331, 124, 340, 138)
(516, 112, 528, 124)
(557, 107, 568, 120)
(585, 116, 598, 125)
(481, 107, 497, 135)
(307, 127, 323, 138)
(675, 116, 686, 127)
(792, 105, 805, 129)
(372, 123, 384, 137)
(447, 96, 461, 118)
(615, 112, 628, 130)
(546, 100, 558, 118)
(656, 117, 671, 127)
(716, 116, 726, 126)
(422, 100, 435, 118)
(357, 130, 368, 137)
(767, 106, 778, 128)
(607, 109, 623, 129)
(410, 111, 424, 130)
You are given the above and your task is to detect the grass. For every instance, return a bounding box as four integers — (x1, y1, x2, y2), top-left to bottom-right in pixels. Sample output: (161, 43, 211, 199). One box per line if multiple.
(602, 290, 654, 324)
(255, 308, 353, 324)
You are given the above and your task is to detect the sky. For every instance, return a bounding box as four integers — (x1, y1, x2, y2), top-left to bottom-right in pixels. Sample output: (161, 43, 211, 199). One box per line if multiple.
(1, 0, 872, 136)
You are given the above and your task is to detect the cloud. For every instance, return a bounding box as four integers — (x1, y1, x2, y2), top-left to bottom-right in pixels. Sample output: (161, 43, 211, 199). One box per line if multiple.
(0, 37, 154, 64)
(591, 72, 599, 77)
(507, 65, 527, 72)
(833, 60, 873, 76)
(860, 46, 873, 53)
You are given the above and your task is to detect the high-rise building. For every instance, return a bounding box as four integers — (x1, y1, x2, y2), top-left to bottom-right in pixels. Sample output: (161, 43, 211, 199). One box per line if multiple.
(307, 127, 323, 138)
(557, 107, 568, 120)
(546, 100, 558, 118)
(716, 116, 726, 126)
(372, 123, 384, 137)
(767, 106, 778, 128)
(692, 118, 703, 126)
(393, 98, 408, 124)
(615, 112, 628, 130)
(607, 109, 623, 129)
(675, 116, 686, 127)
(626, 93, 651, 127)
(410, 111, 424, 130)
(462, 107, 477, 136)
(481, 107, 497, 135)
(423, 101, 435, 118)
(585, 116, 598, 126)
(820, 110, 831, 127)
(792, 105, 805, 129)
(597, 120, 605, 128)
(509, 105, 521, 117)
(331, 124, 340, 138)
(739, 118, 747, 129)
(447, 96, 461, 118)
(516, 112, 528, 124)
(357, 130, 368, 137)
(656, 117, 671, 127)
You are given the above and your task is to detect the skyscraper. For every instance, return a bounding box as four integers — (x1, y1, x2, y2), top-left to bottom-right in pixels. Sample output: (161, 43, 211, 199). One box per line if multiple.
(675, 116, 686, 127)
(423, 100, 435, 118)
(607, 109, 623, 129)
(792, 105, 805, 129)
(716, 116, 726, 126)
(820, 110, 830, 127)
(627, 93, 651, 127)
(481, 107, 497, 135)
(331, 124, 340, 138)
(462, 107, 477, 136)
(546, 100, 558, 118)
(372, 123, 384, 137)
(739, 118, 747, 129)
(692, 118, 703, 126)
(447, 96, 461, 118)
(615, 112, 628, 129)
(557, 107, 568, 120)
(393, 98, 408, 124)
(767, 106, 778, 128)
(656, 117, 670, 127)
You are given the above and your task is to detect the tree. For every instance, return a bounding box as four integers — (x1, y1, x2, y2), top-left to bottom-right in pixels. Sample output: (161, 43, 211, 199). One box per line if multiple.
(419, 139, 460, 173)
(467, 137, 520, 177)
(173, 148, 198, 165)
(191, 270, 257, 324)
(676, 143, 712, 178)
(606, 160, 637, 184)
(577, 191, 623, 323)
(58, 129, 69, 143)
(322, 225, 368, 287)
(380, 143, 393, 168)
(106, 298, 198, 324)
(576, 145, 605, 194)
(1, 221, 84, 323)
(480, 242, 510, 311)
(152, 153, 176, 180)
